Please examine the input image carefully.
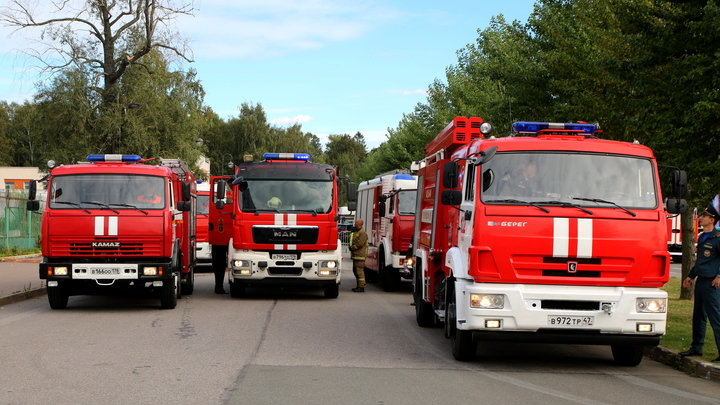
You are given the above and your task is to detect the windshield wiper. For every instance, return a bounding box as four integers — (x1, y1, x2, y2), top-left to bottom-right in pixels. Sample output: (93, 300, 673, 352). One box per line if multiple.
(107, 203, 149, 215)
(535, 200, 594, 215)
(80, 201, 120, 214)
(54, 201, 91, 214)
(485, 199, 550, 213)
(572, 197, 636, 217)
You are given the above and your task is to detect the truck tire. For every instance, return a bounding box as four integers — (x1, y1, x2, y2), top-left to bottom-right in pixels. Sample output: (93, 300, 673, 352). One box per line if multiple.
(47, 282, 69, 310)
(380, 254, 399, 292)
(324, 283, 339, 298)
(181, 268, 194, 295)
(414, 260, 435, 327)
(448, 300, 477, 361)
(160, 274, 178, 309)
(447, 280, 477, 361)
(611, 344, 645, 366)
(229, 280, 245, 298)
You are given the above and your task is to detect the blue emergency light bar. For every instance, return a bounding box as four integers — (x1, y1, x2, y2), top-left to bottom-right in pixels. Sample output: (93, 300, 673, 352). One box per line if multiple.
(87, 154, 142, 163)
(394, 174, 414, 180)
(263, 153, 311, 161)
(512, 122, 598, 134)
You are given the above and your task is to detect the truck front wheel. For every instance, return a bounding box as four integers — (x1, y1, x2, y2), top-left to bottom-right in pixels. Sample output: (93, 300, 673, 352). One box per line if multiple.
(324, 283, 339, 298)
(611, 344, 645, 366)
(447, 281, 477, 361)
(47, 282, 69, 310)
(229, 280, 245, 298)
(380, 254, 399, 292)
(160, 275, 178, 309)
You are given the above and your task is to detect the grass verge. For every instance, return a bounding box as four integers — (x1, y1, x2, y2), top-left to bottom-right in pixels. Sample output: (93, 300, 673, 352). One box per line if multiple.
(662, 277, 719, 362)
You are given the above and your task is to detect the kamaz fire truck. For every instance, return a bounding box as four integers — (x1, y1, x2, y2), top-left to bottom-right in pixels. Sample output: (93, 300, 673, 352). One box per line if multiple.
(209, 153, 354, 298)
(356, 169, 418, 291)
(26, 154, 197, 309)
(413, 117, 687, 366)
(196, 180, 212, 263)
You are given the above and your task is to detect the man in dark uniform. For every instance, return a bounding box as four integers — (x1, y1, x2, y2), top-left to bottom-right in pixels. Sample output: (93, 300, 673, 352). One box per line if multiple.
(679, 200, 720, 363)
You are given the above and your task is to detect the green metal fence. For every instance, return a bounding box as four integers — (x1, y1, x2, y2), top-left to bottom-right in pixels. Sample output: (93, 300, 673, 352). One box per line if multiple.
(0, 190, 41, 250)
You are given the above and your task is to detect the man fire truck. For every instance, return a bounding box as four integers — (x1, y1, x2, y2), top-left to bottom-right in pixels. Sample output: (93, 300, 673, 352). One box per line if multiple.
(26, 154, 197, 310)
(413, 117, 687, 366)
(196, 180, 212, 263)
(209, 153, 354, 298)
(356, 169, 418, 291)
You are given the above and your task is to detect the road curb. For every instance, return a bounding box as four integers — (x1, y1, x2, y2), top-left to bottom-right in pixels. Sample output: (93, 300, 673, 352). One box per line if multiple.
(0, 287, 46, 307)
(646, 345, 720, 382)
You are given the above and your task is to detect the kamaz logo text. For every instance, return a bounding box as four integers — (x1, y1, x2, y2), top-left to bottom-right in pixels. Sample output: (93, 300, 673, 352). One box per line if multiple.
(92, 242, 121, 247)
(273, 231, 297, 238)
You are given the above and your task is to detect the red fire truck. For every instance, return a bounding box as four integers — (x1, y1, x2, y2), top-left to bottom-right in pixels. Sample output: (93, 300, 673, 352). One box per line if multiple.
(209, 153, 353, 298)
(413, 117, 687, 366)
(26, 154, 197, 309)
(356, 170, 418, 291)
(196, 180, 212, 263)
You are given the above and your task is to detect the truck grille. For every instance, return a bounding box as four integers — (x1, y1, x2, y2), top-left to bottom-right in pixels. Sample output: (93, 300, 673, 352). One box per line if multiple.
(50, 238, 163, 257)
(268, 267, 303, 276)
(252, 227, 319, 245)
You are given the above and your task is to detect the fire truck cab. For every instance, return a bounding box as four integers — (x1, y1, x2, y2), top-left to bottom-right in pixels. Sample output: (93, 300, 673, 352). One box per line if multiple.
(413, 118, 687, 366)
(27, 154, 197, 310)
(209, 153, 354, 298)
(356, 169, 418, 291)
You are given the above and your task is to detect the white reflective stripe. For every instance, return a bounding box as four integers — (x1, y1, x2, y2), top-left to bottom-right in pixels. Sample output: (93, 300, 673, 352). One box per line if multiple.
(274, 214, 284, 226)
(577, 218, 593, 258)
(108, 216, 118, 236)
(287, 245, 296, 250)
(274, 245, 283, 250)
(287, 214, 297, 226)
(553, 217, 569, 257)
(95, 216, 104, 236)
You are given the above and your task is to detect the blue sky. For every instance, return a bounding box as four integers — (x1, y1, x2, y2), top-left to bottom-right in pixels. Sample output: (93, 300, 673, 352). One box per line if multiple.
(0, 0, 537, 150)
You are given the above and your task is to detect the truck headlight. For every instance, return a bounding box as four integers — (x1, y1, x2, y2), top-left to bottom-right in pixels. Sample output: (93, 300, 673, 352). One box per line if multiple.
(53, 266, 68, 276)
(143, 266, 159, 276)
(637, 298, 666, 313)
(318, 260, 338, 276)
(470, 294, 504, 309)
(233, 260, 251, 269)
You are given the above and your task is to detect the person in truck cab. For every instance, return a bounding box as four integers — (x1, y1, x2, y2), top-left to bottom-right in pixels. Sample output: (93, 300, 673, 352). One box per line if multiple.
(499, 158, 539, 198)
(137, 181, 162, 205)
(680, 199, 720, 363)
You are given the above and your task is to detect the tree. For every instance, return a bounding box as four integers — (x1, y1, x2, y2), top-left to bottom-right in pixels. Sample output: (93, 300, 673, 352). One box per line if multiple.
(1, 0, 194, 152)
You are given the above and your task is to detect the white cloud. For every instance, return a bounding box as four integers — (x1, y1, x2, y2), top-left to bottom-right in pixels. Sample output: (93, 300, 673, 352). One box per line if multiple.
(270, 114, 314, 126)
(180, 0, 403, 60)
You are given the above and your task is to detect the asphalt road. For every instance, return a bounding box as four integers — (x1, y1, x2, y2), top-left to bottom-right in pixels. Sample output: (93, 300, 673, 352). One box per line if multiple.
(1, 260, 719, 404)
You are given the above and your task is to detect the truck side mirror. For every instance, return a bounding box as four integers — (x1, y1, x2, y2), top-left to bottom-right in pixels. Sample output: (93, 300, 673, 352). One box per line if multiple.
(215, 180, 226, 209)
(672, 170, 687, 198)
(177, 201, 191, 212)
(28, 180, 37, 201)
(26, 200, 40, 211)
(347, 201, 357, 212)
(666, 198, 687, 214)
(347, 182, 357, 202)
(181, 182, 191, 201)
(441, 190, 462, 206)
(443, 161, 459, 189)
(379, 201, 386, 218)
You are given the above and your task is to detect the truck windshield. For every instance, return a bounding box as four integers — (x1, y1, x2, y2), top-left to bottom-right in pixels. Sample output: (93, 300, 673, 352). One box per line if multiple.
(397, 190, 417, 215)
(239, 180, 333, 213)
(480, 153, 657, 209)
(49, 174, 166, 210)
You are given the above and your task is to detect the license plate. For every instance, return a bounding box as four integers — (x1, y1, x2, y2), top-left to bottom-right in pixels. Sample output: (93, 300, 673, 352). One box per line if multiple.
(547, 316, 594, 327)
(272, 254, 297, 260)
(92, 267, 120, 275)
(72, 264, 138, 279)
